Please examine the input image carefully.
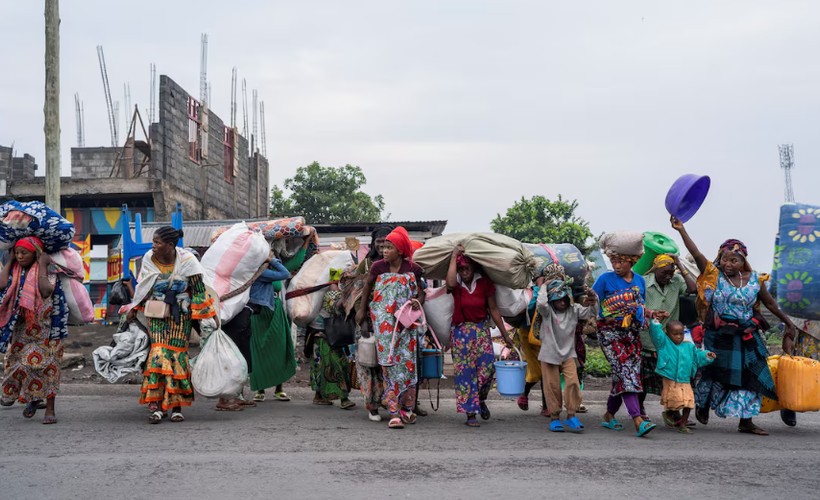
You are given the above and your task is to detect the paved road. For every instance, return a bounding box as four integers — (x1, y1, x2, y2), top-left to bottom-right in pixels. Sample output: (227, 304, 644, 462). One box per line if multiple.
(1, 385, 817, 499)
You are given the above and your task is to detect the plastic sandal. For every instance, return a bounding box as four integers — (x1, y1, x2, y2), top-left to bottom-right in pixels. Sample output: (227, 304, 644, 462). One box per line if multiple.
(253, 391, 266, 402)
(273, 391, 291, 401)
(237, 399, 257, 407)
(636, 420, 657, 437)
(23, 401, 40, 419)
(340, 399, 357, 410)
(388, 417, 405, 429)
(215, 403, 243, 411)
(479, 401, 491, 420)
(148, 410, 163, 424)
(0, 397, 14, 407)
(677, 426, 694, 434)
(517, 395, 529, 411)
(549, 419, 565, 432)
(170, 412, 185, 422)
(576, 404, 588, 414)
(368, 412, 382, 422)
(400, 409, 417, 424)
(465, 416, 480, 427)
(312, 397, 333, 406)
(601, 418, 624, 431)
(563, 416, 585, 433)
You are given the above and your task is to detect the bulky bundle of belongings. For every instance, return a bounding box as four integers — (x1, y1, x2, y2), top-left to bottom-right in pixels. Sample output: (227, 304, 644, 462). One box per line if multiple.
(201, 222, 270, 323)
(600, 231, 645, 257)
(92, 321, 150, 383)
(422, 286, 454, 349)
(495, 285, 533, 318)
(212, 216, 319, 274)
(0, 200, 75, 253)
(191, 327, 248, 397)
(775, 203, 820, 320)
(286, 250, 354, 327)
(50, 248, 94, 324)
(413, 233, 536, 289)
(524, 243, 589, 293)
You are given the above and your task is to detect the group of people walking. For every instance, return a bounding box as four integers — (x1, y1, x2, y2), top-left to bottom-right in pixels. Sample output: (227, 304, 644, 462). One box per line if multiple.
(0, 216, 807, 439)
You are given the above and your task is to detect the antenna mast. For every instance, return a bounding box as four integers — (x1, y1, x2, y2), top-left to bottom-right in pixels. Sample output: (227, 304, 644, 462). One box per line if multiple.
(252, 89, 258, 153)
(96, 45, 118, 146)
(779, 144, 795, 203)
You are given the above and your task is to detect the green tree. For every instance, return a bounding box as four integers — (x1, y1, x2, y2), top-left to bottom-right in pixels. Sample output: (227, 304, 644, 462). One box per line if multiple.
(270, 162, 386, 223)
(490, 195, 595, 254)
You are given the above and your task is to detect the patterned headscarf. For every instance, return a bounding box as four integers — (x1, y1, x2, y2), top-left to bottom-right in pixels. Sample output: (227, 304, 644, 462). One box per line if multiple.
(546, 279, 570, 302)
(650, 254, 675, 271)
(385, 226, 414, 260)
(714, 238, 752, 271)
(540, 262, 566, 281)
(607, 252, 641, 265)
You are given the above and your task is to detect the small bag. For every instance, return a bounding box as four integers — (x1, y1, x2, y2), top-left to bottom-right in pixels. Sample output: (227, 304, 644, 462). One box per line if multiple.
(396, 299, 423, 328)
(325, 313, 357, 348)
(108, 280, 131, 306)
(356, 329, 378, 368)
(143, 300, 170, 319)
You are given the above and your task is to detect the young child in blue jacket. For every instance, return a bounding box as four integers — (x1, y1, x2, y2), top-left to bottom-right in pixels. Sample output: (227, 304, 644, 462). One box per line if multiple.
(648, 319, 716, 434)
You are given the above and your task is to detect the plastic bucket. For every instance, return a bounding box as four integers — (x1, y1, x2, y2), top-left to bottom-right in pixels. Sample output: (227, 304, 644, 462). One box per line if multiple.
(493, 360, 527, 397)
(633, 231, 680, 275)
(665, 174, 711, 223)
(420, 348, 443, 379)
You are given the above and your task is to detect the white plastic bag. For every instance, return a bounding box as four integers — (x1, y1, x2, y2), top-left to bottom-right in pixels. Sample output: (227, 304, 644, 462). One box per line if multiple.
(190, 328, 248, 398)
(494, 286, 532, 317)
(422, 287, 453, 349)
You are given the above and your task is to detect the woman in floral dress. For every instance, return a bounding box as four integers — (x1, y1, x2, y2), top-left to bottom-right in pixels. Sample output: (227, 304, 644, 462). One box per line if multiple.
(0, 236, 68, 424)
(672, 217, 796, 435)
(356, 226, 425, 429)
(125, 227, 218, 424)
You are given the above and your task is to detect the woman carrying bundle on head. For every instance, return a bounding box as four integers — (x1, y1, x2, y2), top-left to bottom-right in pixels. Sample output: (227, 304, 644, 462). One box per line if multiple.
(0, 237, 68, 424)
(446, 244, 514, 428)
(671, 217, 796, 436)
(356, 226, 425, 429)
(125, 226, 218, 424)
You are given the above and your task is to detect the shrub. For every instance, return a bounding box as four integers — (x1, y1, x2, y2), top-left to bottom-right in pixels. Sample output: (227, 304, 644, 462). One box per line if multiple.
(584, 348, 611, 378)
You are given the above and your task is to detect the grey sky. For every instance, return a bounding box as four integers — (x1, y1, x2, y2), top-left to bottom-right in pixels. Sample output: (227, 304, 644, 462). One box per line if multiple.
(2, 1, 819, 270)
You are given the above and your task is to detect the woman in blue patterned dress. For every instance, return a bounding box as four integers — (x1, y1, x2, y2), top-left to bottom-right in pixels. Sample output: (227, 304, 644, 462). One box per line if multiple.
(672, 216, 797, 435)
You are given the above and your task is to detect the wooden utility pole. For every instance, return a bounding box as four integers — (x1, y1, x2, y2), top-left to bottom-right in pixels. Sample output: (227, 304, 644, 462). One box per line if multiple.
(44, 0, 61, 211)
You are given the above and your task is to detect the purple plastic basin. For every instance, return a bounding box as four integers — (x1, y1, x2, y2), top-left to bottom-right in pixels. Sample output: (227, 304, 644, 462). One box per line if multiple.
(665, 174, 711, 223)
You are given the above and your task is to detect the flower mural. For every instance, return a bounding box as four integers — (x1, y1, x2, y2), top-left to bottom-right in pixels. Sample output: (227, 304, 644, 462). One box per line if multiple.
(788, 207, 820, 243)
(778, 271, 812, 310)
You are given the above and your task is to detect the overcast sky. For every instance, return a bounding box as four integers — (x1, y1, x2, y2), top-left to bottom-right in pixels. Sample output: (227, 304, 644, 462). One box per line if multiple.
(2, 1, 819, 270)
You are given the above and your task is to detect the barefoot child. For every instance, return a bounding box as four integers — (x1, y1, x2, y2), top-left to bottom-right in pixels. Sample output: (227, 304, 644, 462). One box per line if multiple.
(648, 319, 716, 434)
(536, 278, 598, 433)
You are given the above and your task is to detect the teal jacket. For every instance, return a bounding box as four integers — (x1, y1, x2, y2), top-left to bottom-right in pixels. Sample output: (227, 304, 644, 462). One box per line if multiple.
(648, 321, 714, 383)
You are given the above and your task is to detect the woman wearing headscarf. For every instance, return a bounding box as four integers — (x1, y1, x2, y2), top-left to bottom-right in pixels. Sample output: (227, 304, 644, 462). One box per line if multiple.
(593, 233, 665, 437)
(446, 244, 514, 427)
(125, 227, 218, 423)
(341, 224, 392, 421)
(0, 236, 68, 424)
(672, 217, 796, 435)
(355, 226, 425, 429)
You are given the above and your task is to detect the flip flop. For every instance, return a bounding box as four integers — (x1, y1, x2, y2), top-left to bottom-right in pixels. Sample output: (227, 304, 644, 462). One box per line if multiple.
(738, 425, 769, 436)
(0, 397, 14, 407)
(23, 400, 40, 419)
(636, 420, 657, 437)
(42, 415, 58, 425)
(662, 412, 678, 428)
(601, 418, 624, 431)
(273, 391, 291, 401)
(465, 416, 480, 427)
(340, 399, 356, 410)
(517, 396, 529, 411)
(215, 403, 243, 411)
(312, 398, 333, 406)
(479, 401, 491, 420)
(400, 409, 417, 424)
(677, 426, 694, 434)
(576, 404, 588, 414)
(170, 412, 185, 422)
(148, 410, 163, 424)
(388, 417, 405, 429)
(237, 399, 257, 407)
(563, 416, 585, 433)
(549, 419, 565, 433)
(253, 391, 266, 402)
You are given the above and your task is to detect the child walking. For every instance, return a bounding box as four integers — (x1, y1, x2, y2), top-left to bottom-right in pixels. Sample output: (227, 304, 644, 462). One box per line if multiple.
(648, 319, 715, 434)
(536, 278, 598, 433)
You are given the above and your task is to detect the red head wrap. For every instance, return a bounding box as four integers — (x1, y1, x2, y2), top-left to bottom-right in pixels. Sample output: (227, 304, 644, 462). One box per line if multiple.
(385, 226, 414, 260)
(14, 236, 44, 255)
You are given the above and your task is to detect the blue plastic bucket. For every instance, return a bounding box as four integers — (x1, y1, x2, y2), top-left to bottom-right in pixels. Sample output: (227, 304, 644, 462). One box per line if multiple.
(493, 360, 527, 397)
(665, 174, 711, 223)
(420, 348, 443, 379)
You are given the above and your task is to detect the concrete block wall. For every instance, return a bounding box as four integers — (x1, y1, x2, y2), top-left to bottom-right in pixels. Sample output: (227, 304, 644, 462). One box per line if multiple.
(0, 145, 11, 180)
(154, 75, 267, 221)
(11, 154, 37, 180)
(70, 147, 119, 178)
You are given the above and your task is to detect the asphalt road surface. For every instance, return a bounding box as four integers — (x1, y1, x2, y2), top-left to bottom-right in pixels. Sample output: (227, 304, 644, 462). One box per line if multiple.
(1, 385, 817, 500)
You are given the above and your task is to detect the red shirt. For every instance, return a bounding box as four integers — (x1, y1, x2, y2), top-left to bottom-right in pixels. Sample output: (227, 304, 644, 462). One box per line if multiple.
(451, 276, 495, 325)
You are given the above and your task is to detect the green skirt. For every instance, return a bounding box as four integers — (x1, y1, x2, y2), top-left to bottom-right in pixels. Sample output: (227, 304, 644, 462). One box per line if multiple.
(249, 301, 296, 391)
(310, 337, 351, 400)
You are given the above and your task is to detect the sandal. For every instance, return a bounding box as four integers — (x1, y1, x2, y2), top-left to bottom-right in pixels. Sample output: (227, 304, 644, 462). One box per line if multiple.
(549, 419, 565, 433)
(148, 410, 163, 424)
(662, 412, 678, 428)
(465, 415, 480, 427)
(563, 416, 585, 433)
(170, 412, 185, 422)
(42, 415, 58, 425)
(388, 417, 405, 429)
(312, 397, 333, 406)
(273, 391, 291, 401)
(517, 395, 529, 411)
(738, 424, 769, 436)
(215, 403, 243, 411)
(601, 418, 624, 431)
(23, 400, 41, 419)
(400, 409, 417, 424)
(695, 406, 709, 425)
(677, 426, 694, 434)
(0, 397, 14, 407)
(479, 401, 491, 420)
(636, 420, 657, 437)
(340, 399, 357, 410)
(253, 391, 266, 402)
(237, 399, 257, 407)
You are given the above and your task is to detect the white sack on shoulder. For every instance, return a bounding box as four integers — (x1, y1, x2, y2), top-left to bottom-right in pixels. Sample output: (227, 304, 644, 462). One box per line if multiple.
(495, 286, 532, 317)
(423, 286, 453, 349)
(286, 250, 354, 327)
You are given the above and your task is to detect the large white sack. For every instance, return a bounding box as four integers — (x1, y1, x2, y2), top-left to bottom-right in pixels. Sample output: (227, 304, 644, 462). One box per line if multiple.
(190, 328, 248, 398)
(286, 250, 353, 327)
(201, 222, 270, 323)
(423, 286, 453, 349)
(50, 248, 94, 325)
(495, 285, 532, 317)
(414, 232, 536, 289)
(601, 231, 644, 257)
